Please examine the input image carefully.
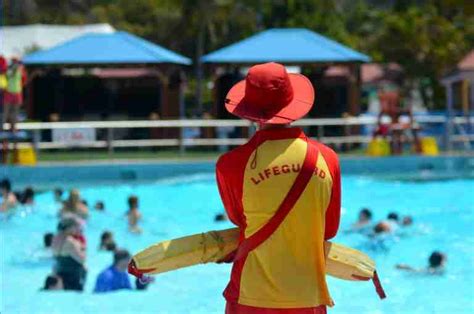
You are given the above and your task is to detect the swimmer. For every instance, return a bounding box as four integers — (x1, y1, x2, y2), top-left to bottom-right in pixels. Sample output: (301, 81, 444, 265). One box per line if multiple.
(373, 221, 392, 234)
(42, 274, 64, 291)
(94, 201, 105, 211)
(214, 213, 228, 222)
(60, 189, 89, 220)
(127, 195, 142, 234)
(370, 212, 399, 236)
(396, 251, 447, 275)
(54, 188, 64, 204)
(20, 186, 35, 205)
(0, 179, 18, 212)
(347, 208, 373, 233)
(387, 212, 399, 225)
(401, 215, 413, 227)
(94, 249, 133, 293)
(99, 231, 116, 251)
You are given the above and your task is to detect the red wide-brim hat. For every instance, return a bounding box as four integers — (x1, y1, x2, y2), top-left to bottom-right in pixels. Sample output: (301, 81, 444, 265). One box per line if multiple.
(225, 63, 315, 124)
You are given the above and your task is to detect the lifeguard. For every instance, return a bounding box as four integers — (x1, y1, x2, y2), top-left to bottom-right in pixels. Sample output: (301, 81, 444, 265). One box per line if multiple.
(216, 63, 341, 314)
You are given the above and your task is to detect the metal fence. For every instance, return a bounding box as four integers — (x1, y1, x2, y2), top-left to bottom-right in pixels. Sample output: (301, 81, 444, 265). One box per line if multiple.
(9, 115, 474, 155)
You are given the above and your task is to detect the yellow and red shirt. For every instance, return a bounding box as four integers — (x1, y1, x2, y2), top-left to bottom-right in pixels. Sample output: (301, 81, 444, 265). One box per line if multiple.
(216, 127, 341, 311)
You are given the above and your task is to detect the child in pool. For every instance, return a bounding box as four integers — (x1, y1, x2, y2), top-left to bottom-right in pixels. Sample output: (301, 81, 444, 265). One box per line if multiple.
(346, 208, 373, 234)
(0, 179, 18, 212)
(99, 231, 116, 251)
(396, 251, 447, 275)
(127, 196, 142, 234)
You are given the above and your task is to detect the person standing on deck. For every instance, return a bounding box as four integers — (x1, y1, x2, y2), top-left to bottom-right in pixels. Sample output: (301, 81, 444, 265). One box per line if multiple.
(4, 58, 26, 132)
(216, 63, 341, 314)
(0, 55, 7, 120)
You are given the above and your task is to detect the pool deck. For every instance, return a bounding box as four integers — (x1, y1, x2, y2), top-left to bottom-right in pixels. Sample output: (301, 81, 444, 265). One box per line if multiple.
(3, 154, 473, 189)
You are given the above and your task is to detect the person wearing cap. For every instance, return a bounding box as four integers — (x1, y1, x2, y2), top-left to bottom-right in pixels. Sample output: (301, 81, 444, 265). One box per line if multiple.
(216, 62, 341, 314)
(94, 249, 133, 293)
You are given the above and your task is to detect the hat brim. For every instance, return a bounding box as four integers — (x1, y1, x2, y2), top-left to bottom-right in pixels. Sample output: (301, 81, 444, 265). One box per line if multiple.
(225, 73, 315, 124)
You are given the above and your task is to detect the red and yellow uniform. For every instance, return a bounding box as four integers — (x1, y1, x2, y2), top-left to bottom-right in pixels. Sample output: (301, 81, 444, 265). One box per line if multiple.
(216, 127, 341, 314)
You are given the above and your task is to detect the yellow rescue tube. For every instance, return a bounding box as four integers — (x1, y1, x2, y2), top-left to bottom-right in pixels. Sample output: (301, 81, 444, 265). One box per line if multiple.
(131, 228, 375, 281)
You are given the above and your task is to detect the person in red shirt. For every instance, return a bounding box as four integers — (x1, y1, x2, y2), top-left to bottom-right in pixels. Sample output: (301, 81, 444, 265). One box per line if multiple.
(216, 62, 341, 314)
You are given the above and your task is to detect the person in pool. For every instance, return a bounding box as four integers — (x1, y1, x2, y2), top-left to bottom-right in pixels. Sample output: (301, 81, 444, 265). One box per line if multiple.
(387, 212, 399, 226)
(401, 215, 413, 227)
(99, 231, 117, 251)
(348, 208, 373, 233)
(60, 189, 89, 221)
(52, 218, 87, 291)
(94, 249, 132, 293)
(54, 188, 64, 204)
(127, 196, 142, 234)
(396, 251, 447, 275)
(94, 201, 105, 211)
(20, 186, 35, 205)
(0, 179, 18, 212)
(215, 63, 341, 314)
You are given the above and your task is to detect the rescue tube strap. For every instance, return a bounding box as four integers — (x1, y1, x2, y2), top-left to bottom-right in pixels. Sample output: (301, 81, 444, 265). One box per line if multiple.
(235, 138, 318, 261)
(372, 271, 387, 299)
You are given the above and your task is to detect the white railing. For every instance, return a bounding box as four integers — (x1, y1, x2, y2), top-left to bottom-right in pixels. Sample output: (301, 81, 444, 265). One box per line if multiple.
(5, 115, 473, 153)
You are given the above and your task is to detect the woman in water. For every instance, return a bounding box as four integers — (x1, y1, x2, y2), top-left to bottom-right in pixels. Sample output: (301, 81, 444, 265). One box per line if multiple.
(60, 189, 88, 221)
(52, 218, 87, 291)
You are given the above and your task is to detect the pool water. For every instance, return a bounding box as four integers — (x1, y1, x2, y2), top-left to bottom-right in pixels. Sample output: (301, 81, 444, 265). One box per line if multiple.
(1, 174, 473, 314)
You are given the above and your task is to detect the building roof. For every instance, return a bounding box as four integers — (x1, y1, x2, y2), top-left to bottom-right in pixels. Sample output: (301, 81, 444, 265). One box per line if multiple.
(0, 23, 115, 59)
(457, 50, 474, 71)
(23, 31, 191, 66)
(442, 50, 474, 84)
(202, 28, 370, 64)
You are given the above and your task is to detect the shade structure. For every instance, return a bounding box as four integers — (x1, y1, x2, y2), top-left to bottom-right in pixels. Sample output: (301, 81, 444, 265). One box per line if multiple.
(202, 28, 370, 64)
(23, 31, 191, 66)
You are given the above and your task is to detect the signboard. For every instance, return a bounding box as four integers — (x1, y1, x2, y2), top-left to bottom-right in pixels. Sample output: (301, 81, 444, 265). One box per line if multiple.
(52, 128, 96, 147)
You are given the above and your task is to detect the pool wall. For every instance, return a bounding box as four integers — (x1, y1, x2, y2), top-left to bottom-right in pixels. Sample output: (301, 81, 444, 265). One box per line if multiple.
(2, 155, 473, 188)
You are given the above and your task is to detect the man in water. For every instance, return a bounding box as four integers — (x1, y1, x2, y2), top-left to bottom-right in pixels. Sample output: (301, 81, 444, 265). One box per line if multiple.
(216, 63, 341, 314)
(94, 249, 132, 293)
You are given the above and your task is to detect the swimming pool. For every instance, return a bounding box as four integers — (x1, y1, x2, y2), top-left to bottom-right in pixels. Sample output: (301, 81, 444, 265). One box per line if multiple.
(1, 173, 473, 313)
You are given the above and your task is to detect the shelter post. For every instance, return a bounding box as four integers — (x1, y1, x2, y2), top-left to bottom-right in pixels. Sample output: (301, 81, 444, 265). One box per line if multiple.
(348, 64, 361, 116)
(445, 83, 454, 152)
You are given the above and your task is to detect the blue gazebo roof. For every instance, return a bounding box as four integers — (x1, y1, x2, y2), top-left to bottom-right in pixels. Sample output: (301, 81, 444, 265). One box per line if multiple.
(24, 31, 191, 65)
(202, 28, 370, 64)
